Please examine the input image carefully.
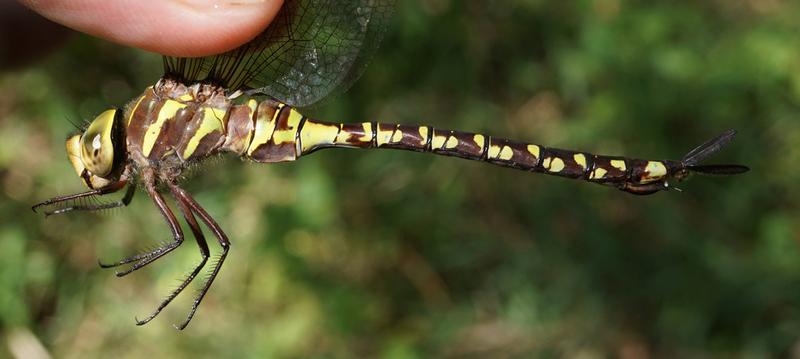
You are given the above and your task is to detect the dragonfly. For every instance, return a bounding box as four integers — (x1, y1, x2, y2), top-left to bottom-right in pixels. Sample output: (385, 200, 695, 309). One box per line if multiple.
(32, 0, 749, 330)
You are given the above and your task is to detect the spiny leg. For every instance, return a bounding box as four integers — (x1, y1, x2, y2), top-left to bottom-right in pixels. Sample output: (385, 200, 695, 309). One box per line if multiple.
(31, 180, 128, 213)
(135, 184, 210, 326)
(98, 177, 184, 277)
(44, 183, 137, 216)
(171, 185, 230, 330)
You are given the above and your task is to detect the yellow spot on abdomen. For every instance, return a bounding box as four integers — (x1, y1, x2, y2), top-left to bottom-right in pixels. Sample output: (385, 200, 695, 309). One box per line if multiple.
(499, 146, 513, 160)
(143, 100, 186, 157)
(376, 124, 394, 146)
(301, 121, 339, 152)
(544, 157, 565, 173)
(418, 127, 429, 145)
(640, 161, 668, 183)
(473, 134, 485, 153)
(646, 161, 667, 176)
(271, 109, 303, 145)
(445, 136, 458, 149)
(573, 153, 587, 170)
(610, 159, 627, 171)
(391, 128, 404, 143)
(360, 122, 373, 143)
(431, 133, 447, 150)
(488, 145, 502, 159)
(590, 167, 607, 180)
(527, 144, 540, 159)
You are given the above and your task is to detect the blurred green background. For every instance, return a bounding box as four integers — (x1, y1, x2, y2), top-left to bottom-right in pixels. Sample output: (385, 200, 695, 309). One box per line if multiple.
(1, 0, 799, 357)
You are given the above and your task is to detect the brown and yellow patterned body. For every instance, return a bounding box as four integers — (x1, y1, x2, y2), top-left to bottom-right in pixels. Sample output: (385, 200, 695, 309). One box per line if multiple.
(34, 79, 749, 330)
(124, 80, 692, 195)
(33, 0, 749, 330)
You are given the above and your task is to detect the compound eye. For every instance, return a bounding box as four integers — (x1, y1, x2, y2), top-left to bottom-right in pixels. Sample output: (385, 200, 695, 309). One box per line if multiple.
(80, 109, 118, 177)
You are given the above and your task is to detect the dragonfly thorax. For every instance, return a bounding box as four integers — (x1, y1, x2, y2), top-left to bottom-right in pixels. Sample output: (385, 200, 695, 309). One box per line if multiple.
(154, 78, 229, 104)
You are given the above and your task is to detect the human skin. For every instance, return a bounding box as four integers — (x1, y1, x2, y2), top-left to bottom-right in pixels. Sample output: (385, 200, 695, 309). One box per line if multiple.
(18, 0, 283, 57)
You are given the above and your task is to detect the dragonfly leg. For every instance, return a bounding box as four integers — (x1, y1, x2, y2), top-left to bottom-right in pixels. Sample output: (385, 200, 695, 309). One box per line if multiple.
(43, 183, 136, 216)
(31, 180, 128, 214)
(98, 175, 184, 277)
(135, 184, 210, 327)
(170, 185, 230, 330)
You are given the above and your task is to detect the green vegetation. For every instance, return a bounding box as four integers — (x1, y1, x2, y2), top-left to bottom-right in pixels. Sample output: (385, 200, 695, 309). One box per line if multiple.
(1, 0, 798, 357)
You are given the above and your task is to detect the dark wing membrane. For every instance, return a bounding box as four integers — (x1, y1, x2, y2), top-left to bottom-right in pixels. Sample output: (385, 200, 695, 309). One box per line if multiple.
(163, 0, 395, 107)
(681, 129, 737, 166)
(687, 164, 750, 176)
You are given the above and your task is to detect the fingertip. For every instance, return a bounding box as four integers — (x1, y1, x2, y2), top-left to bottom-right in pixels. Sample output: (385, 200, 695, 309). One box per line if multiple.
(128, 0, 285, 57)
(22, 0, 284, 57)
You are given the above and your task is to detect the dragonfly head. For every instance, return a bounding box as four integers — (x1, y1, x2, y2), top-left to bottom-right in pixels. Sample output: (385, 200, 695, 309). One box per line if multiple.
(67, 108, 126, 189)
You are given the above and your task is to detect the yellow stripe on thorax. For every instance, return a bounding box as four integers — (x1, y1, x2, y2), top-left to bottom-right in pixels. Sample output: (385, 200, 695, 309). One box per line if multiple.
(246, 99, 258, 113)
(239, 99, 258, 151)
(182, 107, 227, 159)
(126, 92, 148, 127)
(143, 99, 186, 157)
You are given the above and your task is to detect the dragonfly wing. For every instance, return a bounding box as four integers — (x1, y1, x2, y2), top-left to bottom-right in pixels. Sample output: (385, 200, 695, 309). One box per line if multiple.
(162, 0, 395, 108)
(680, 129, 737, 166)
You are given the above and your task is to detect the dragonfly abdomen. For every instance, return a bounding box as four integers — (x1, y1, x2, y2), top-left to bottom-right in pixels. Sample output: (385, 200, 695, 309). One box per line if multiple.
(237, 100, 682, 192)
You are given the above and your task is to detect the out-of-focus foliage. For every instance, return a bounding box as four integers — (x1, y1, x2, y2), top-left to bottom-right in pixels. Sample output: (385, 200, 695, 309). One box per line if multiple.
(1, 0, 798, 357)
